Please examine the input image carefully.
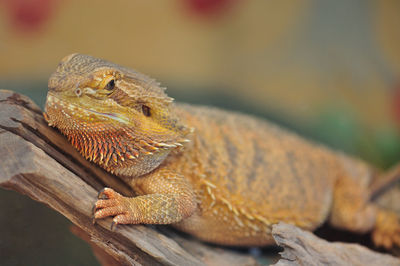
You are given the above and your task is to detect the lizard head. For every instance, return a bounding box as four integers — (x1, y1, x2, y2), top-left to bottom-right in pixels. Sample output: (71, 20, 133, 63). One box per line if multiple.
(45, 53, 191, 176)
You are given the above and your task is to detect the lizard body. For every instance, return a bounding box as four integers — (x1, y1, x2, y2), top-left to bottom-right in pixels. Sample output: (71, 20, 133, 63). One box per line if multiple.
(45, 54, 400, 247)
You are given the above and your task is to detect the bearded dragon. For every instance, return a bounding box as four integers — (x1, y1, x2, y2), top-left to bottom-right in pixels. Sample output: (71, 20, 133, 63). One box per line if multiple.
(44, 53, 400, 248)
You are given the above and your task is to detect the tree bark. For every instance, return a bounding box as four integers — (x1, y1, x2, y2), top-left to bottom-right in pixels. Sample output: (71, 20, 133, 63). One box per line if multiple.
(272, 223, 400, 266)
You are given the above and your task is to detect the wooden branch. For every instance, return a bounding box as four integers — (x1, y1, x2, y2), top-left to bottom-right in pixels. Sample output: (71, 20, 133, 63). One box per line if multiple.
(0, 90, 257, 266)
(272, 223, 400, 266)
(1, 90, 399, 266)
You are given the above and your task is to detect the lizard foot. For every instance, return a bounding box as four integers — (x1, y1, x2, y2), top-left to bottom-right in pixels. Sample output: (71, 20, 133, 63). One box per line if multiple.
(93, 187, 138, 229)
(372, 210, 400, 249)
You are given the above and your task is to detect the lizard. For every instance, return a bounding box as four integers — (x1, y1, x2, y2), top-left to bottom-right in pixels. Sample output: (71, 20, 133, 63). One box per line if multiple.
(44, 53, 400, 248)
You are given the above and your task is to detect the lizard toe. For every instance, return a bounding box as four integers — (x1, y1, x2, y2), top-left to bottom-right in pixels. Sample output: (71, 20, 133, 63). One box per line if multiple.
(113, 214, 137, 225)
(94, 206, 126, 220)
(95, 199, 118, 210)
(93, 188, 133, 223)
(372, 210, 400, 249)
(97, 187, 122, 199)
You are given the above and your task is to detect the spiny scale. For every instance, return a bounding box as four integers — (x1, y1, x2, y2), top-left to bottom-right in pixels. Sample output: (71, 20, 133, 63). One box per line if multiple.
(55, 120, 189, 173)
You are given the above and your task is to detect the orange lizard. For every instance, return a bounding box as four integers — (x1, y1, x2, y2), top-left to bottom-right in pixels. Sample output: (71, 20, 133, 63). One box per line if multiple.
(44, 53, 400, 248)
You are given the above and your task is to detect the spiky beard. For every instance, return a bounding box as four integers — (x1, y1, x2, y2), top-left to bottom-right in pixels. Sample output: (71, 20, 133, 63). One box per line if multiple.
(64, 123, 175, 169)
(45, 112, 188, 176)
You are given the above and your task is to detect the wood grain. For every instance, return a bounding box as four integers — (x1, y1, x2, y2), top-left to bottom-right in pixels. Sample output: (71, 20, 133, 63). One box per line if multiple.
(272, 223, 400, 266)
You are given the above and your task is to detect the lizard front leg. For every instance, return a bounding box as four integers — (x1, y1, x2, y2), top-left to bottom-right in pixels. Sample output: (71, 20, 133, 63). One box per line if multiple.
(93, 169, 197, 226)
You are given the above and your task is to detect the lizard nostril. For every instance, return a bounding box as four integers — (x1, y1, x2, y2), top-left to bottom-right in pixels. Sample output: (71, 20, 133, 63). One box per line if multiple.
(75, 88, 82, 97)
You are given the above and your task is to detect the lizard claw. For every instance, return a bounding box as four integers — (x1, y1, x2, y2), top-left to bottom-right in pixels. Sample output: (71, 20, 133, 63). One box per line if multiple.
(111, 221, 118, 231)
(92, 203, 97, 215)
(97, 187, 110, 199)
(92, 204, 98, 225)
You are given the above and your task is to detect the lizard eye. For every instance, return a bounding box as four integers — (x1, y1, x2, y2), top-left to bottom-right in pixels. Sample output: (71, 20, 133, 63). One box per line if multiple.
(142, 105, 151, 117)
(104, 79, 115, 91)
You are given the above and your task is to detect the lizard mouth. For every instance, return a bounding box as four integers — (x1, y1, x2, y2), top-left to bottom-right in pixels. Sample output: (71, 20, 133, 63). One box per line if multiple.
(45, 92, 130, 125)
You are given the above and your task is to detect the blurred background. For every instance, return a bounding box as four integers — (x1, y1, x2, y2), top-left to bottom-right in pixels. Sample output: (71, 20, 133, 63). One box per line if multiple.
(1, 0, 400, 265)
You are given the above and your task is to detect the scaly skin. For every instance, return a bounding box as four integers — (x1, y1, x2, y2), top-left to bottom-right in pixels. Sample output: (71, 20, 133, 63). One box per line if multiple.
(44, 54, 400, 248)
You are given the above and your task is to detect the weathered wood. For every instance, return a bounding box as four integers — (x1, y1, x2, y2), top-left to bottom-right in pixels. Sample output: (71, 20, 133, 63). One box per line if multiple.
(0, 90, 257, 266)
(272, 223, 400, 266)
(1, 90, 399, 266)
